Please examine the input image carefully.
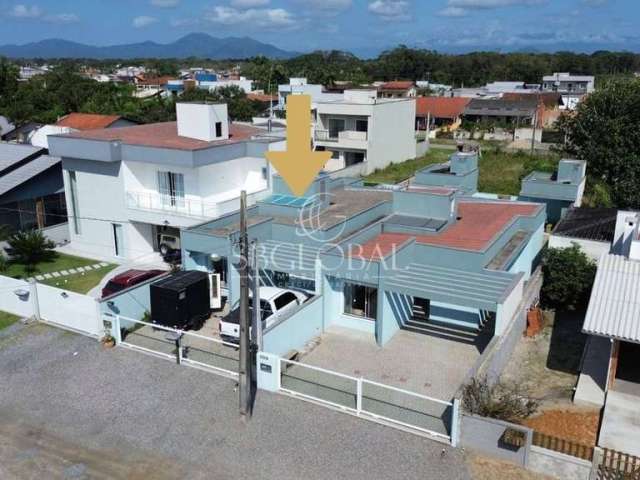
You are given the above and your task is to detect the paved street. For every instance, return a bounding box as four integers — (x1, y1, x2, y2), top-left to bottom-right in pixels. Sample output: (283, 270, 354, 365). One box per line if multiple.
(0, 323, 472, 480)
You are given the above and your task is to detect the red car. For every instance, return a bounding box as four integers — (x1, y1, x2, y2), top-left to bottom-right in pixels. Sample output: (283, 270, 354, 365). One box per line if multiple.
(101, 269, 166, 298)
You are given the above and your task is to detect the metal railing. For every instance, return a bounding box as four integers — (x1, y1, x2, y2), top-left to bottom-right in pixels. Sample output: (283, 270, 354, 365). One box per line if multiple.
(278, 357, 457, 442)
(112, 315, 239, 379)
(125, 191, 219, 219)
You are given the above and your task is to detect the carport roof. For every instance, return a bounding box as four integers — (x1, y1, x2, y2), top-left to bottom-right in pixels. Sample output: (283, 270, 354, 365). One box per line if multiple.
(384, 262, 519, 310)
(583, 254, 640, 343)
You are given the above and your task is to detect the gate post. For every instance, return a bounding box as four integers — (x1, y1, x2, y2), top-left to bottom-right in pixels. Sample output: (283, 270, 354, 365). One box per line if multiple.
(451, 398, 460, 447)
(356, 378, 363, 414)
(113, 315, 122, 344)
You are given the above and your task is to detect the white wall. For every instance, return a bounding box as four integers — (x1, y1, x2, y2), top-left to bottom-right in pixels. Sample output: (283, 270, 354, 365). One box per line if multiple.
(367, 99, 416, 174)
(197, 156, 267, 202)
(0, 275, 102, 337)
(548, 235, 610, 262)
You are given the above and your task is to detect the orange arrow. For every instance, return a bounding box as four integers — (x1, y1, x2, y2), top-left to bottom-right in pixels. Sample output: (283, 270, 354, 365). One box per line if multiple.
(265, 95, 331, 196)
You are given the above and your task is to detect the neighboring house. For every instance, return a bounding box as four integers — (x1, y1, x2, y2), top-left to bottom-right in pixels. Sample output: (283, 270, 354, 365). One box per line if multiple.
(167, 76, 253, 95)
(55, 113, 136, 130)
(48, 102, 278, 262)
(313, 89, 417, 176)
(415, 81, 452, 95)
(0, 116, 15, 139)
(415, 96, 471, 132)
(19, 65, 49, 81)
(548, 207, 618, 261)
(247, 93, 278, 117)
(1, 122, 43, 144)
(378, 81, 417, 98)
(0, 143, 66, 231)
(502, 92, 564, 128)
(181, 165, 545, 349)
(463, 98, 540, 127)
(519, 159, 587, 223)
(277, 78, 342, 110)
(413, 151, 479, 196)
(542, 72, 595, 110)
(575, 210, 640, 456)
(30, 114, 137, 149)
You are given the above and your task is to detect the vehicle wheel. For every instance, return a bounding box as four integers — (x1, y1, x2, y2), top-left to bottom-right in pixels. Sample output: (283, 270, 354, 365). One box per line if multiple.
(159, 244, 170, 256)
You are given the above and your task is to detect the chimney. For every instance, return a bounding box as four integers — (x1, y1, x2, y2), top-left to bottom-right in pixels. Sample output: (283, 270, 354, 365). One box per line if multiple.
(176, 102, 229, 142)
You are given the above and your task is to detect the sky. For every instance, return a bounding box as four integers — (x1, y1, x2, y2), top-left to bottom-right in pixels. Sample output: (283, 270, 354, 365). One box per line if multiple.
(0, 0, 638, 54)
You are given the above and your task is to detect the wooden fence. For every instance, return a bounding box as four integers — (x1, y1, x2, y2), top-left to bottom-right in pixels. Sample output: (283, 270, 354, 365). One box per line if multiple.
(531, 431, 594, 461)
(597, 448, 640, 480)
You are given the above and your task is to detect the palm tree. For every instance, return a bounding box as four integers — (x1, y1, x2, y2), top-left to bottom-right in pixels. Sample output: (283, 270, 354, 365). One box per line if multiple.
(6, 230, 56, 274)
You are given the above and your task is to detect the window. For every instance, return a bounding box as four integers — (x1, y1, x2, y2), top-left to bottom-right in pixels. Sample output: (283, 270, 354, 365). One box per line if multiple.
(355, 119, 368, 132)
(249, 298, 273, 322)
(261, 166, 268, 180)
(343, 282, 377, 320)
(274, 292, 297, 310)
(68, 170, 81, 234)
(157, 171, 185, 207)
(345, 151, 365, 167)
(211, 256, 228, 284)
(215, 122, 222, 137)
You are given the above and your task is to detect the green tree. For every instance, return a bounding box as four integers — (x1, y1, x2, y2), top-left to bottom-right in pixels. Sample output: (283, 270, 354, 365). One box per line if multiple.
(7, 230, 56, 273)
(0, 57, 19, 100)
(557, 78, 640, 208)
(541, 244, 597, 311)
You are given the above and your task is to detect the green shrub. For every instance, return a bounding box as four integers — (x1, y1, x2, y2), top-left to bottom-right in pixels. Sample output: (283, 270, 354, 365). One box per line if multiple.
(7, 230, 56, 273)
(541, 244, 597, 311)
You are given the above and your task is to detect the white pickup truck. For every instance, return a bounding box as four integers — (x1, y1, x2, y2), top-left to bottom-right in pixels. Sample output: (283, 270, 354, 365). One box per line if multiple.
(219, 286, 308, 343)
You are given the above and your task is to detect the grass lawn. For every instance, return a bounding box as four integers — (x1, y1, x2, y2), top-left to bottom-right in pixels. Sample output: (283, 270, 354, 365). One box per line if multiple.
(0, 311, 20, 330)
(365, 147, 560, 196)
(3, 253, 99, 280)
(40, 265, 117, 294)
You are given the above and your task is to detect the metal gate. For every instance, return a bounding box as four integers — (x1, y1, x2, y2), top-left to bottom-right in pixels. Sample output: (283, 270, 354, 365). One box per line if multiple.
(278, 357, 458, 444)
(109, 314, 238, 380)
(596, 448, 640, 480)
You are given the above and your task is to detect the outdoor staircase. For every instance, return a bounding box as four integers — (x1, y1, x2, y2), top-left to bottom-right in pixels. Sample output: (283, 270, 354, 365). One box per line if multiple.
(402, 304, 495, 345)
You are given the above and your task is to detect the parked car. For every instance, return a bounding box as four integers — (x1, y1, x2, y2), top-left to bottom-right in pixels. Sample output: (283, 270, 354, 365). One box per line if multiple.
(158, 233, 180, 256)
(101, 269, 165, 298)
(219, 287, 308, 343)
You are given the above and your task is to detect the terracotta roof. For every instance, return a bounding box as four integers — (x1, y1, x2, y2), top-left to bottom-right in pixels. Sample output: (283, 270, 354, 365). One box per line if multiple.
(415, 96, 471, 119)
(55, 113, 122, 130)
(63, 122, 264, 151)
(380, 81, 415, 90)
(502, 92, 564, 108)
(356, 201, 540, 257)
(247, 93, 278, 102)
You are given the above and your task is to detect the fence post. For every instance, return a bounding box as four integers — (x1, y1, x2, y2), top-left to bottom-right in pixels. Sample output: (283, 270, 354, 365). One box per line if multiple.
(450, 398, 460, 447)
(29, 279, 41, 321)
(589, 447, 604, 480)
(356, 377, 363, 414)
(275, 356, 282, 391)
(176, 335, 183, 365)
(113, 315, 122, 344)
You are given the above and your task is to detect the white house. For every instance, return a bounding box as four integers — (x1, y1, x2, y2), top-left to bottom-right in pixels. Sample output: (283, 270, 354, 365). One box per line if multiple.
(542, 72, 595, 110)
(48, 102, 277, 262)
(277, 78, 342, 110)
(313, 89, 417, 176)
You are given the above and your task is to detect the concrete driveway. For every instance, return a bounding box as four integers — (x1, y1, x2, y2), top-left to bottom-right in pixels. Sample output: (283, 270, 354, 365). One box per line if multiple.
(0, 323, 472, 480)
(599, 390, 640, 456)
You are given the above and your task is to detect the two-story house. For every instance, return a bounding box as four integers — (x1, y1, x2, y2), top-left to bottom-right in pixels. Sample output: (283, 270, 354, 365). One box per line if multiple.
(313, 89, 417, 176)
(48, 102, 277, 262)
(542, 72, 595, 110)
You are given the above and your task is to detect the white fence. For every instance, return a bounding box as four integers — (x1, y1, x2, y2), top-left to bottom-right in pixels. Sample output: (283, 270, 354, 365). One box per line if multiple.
(276, 357, 458, 444)
(0, 275, 102, 337)
(110, 315, 239, 380)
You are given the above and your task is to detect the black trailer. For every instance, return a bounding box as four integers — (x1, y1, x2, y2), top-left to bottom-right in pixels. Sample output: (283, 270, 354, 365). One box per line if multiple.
(150, 270, 210, 330)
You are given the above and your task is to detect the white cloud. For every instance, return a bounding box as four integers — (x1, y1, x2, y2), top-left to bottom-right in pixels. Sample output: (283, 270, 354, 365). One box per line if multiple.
(368, 0, 410, 21)
(133, 15, 159, 28)
(9, 4, 43, 18)
(230, 0, 270, 7)
(301, 0, 352, 11)
(45, 13, 80, 24)
(150, 0, 179, 7)
(437, 6, 468, 16)
(205, 6, 295, 29)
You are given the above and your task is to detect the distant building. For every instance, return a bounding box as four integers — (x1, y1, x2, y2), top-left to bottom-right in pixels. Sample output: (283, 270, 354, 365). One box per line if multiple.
(415, 97, 470, 132)
(0, 143, 66, 232)
(463, 98, 540, 127)
(542, 72, 595, 110)
(377, 81, 417, 98)
(313, 90, 417, 176)
(277, 78, 341, 109)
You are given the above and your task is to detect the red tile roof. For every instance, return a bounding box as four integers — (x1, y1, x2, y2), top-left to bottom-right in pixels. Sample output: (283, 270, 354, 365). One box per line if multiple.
(56, 113, 122, 130)
(354, 201, 541, 258)
(247, 93, 278, 102)
(63, 121, 264, 151)
(415, 96, 471, 119)
(137, 76, 175, 86)
(381, 81, 415, 90)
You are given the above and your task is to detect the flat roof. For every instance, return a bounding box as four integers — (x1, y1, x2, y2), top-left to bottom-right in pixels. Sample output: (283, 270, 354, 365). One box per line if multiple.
(583, 254, 640, 343)
(0, 143, 43, 172)
(60, 121, 264, 151)
(357, 201, 540, 255)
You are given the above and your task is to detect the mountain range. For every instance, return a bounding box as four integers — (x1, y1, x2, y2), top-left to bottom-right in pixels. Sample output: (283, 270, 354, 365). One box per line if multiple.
(0, 33, 298, 59)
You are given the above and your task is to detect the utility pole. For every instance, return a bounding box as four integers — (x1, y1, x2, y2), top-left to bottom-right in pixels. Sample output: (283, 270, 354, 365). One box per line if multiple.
(238, 190, 251, 417)
(530, 96, 539, 156)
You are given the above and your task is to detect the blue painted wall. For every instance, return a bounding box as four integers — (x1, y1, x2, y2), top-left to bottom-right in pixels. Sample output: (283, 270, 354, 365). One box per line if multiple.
(262, 296, 323, 356)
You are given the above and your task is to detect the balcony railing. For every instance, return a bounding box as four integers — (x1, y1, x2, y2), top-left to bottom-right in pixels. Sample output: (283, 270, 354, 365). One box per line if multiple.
(125, 189, 268, 220)
(314, 129, 368, 142)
